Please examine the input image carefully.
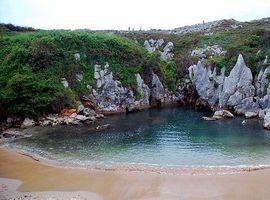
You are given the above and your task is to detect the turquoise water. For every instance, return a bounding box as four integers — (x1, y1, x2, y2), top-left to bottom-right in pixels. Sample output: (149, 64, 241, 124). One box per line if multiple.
(8, 107, 270, 168)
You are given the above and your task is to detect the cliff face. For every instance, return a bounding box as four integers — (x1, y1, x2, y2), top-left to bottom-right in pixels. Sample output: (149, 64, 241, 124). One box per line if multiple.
(1, 17, 270, 129)
(189, 53, 270, 128)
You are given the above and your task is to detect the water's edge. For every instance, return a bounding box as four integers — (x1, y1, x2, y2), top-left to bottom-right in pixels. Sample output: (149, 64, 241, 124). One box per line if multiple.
(3, 146, 270, 176)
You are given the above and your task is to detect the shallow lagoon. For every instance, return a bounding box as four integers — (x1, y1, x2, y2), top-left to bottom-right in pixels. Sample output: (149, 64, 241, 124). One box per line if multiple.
(8, 107, 270, 168)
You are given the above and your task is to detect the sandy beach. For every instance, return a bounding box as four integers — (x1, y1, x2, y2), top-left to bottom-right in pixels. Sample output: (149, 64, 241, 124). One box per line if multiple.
(0, 148, 270, 199)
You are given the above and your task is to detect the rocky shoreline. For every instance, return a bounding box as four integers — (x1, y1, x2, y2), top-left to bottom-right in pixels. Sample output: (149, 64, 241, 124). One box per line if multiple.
(1, 34, 270, 136)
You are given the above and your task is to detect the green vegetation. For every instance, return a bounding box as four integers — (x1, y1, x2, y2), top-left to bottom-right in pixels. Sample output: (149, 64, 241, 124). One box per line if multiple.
(0, 30, 150, 117)
(1, 19, 270, 118)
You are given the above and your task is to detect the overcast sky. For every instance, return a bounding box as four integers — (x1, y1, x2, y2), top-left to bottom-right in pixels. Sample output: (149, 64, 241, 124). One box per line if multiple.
(1, 0, 270, 30)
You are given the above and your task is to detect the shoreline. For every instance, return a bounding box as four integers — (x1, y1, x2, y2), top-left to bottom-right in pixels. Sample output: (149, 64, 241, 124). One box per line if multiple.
(2, 148, 270, 199)
(2, 146, 270, 176)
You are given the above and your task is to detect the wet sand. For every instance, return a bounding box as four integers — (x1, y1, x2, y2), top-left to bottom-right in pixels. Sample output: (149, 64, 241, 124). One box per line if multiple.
(1, 148, 270, 199)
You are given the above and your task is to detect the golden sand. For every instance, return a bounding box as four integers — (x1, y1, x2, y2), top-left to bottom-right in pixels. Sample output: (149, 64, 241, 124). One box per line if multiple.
(1, 148, 270, 199)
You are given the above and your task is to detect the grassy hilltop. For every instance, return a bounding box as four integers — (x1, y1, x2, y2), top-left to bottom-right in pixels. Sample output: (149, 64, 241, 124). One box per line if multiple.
(0, 18, 270, 119)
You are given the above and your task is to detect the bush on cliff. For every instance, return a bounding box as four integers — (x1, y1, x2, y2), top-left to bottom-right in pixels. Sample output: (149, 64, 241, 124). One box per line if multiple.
(0, 31, 150, 118)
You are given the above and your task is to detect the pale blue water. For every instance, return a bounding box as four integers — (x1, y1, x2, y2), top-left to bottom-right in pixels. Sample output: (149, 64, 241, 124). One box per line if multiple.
(8, 107, 270, 168)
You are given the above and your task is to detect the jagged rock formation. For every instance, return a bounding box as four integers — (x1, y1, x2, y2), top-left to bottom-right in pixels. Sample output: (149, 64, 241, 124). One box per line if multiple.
(189, 53, 270, 129)
(88, 63, 184, 114)
(92, 63, 136, 113)
(135, 74, 150, 108)
(189, 61, 225, 106)
(220, 54, 255, 109)
(191, 45, 226, 59)
(144, 39, 174, 60)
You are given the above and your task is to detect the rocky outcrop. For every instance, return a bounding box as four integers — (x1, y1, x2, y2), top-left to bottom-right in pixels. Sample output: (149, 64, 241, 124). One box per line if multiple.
(21, 118, 35, 128)
(144, 39, 174, 60)
(220, 54, 255, 108)
(135, 74, 150, 108)
(188, 61, 225, 106)
(144, 39, 164, 53)
(203, 110, 234, 121)
(189, 54, 256, 111)
(160, 42, 174, 60)
(172, 19, 242, 35)
(191, 45, 226, 59)
(92, 63, 136, 113)
(39, 108, 103, 127)
(189, 53, 270, 130)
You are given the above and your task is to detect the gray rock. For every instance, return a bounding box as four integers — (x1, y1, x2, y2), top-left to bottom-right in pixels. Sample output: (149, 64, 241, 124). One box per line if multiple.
(75, 115, 88, 121)
(213, 110, 234, 118)
(234, 97, 259, 115)
(263, 110, 270, 129)
(245, 111, 258, 118)
(74, 53, 80, 61)
(258, 95, 270, 109)
(188, 61, 224, 106)
(83, 108, 96, 117)
(202, 116, 218, 121)
(144, 39, 173, 60)
(160, 42, 174, 60)
(151, 72, 165, 101)
(21, 118, 35, 128)
(77, 104, 84, 114)
(92, 63, 136, 113)
(135, 74, 150, 108)
(256, 66, 270, 97)
(76, 73, 83, 81)
(61, 78, 69, 88)
(191, 45, 226, 59)
(220, 54, 255, 107)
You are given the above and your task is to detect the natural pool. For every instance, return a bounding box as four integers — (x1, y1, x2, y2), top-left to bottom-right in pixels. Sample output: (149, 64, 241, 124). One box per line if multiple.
(7, 107, 270, 168)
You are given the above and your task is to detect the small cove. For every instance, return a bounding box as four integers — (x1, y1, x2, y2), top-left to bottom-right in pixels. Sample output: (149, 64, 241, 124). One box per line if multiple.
(6, 107, 270, 170)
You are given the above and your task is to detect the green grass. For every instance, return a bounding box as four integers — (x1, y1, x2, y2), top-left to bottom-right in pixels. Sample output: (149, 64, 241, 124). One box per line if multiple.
(0, 31, 151, 117)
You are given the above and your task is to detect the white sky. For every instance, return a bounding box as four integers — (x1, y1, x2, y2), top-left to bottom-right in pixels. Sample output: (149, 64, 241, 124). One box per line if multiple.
(1, 0, 270, 30)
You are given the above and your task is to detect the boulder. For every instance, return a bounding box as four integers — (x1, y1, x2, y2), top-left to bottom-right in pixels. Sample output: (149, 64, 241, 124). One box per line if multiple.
(244, 111, 258, 118)
(213, 110, 234, 118)
(75, 115, 88, 121)
(21, 118, 35, 128)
